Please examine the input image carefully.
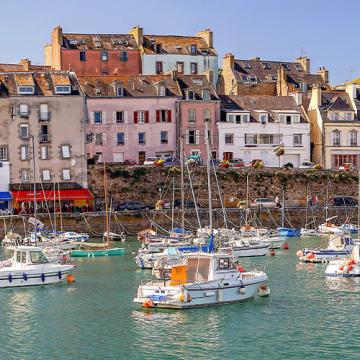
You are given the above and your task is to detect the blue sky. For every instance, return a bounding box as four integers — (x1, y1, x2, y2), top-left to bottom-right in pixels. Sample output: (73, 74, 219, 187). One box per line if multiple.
(1, 0, 359, 84)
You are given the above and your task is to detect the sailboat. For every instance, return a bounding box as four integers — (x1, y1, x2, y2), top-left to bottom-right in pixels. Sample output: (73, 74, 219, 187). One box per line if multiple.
(71, 162, 125, 257)
(277, 188, 300, 237)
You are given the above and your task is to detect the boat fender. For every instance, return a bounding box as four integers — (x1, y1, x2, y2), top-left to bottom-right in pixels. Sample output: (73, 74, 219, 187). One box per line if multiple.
(187, 294, 192, 302)
(296, 250, 304, 258)
(321, 258, 327, 264)
(348, 265, 354, 271)
(8, 274, 12, 283)
(270, 248, 275, 256)
(236, 265, 245, 273)
(178, 293, 185, 302)
(23, 273, 28, 281)
(143, 299, 154, 308)
(41, 273, 46, 283)
(239, 285, 246, 294)
(58, 271, 62, 280)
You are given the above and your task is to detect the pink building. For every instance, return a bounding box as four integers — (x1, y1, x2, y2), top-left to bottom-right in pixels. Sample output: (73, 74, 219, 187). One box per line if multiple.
(78, 75, 181, 164)
(177, 75, 220, 161)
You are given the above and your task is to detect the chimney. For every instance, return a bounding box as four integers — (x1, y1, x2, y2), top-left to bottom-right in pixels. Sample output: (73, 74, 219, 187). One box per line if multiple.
(196, 29, 213, 48)
(293, 92, 303, 106)
(52, 25, 63, 46)
(311, 85, 322, 107)
(296, 56, 310, 73)
(251, 57, 260, 61)
(346, 83, 357, 99)
(129, 26, 143, 47)
(19, 59, 31, 71)
(223, 53, 234, 69)
(276, 68, 288, 96)
(317, 66, 329, 83)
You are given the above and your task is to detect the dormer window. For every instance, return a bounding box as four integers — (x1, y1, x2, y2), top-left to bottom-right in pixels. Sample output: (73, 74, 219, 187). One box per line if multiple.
(116, 86, 124, 97)
(55, 86, 71, 94)
(202, 89, 211, 100)
(154, 43, 162, 53)
(187, 90, 195, 100)
(259, 113, 268, 124)
(281, 63, 290, 71)
(18, 86, 34, 95)
(190, 44, 197, 55)
(262, 63, 271, 70)
(243, 62, 252, 69)
(295, 64, 303, 72)
(101, 51, 108, 61)
(158, 85, 166, 97)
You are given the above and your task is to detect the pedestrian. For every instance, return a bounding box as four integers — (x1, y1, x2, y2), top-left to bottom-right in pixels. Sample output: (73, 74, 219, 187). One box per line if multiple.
(275, 195, 281, 208)
(312, 194, 318, 207)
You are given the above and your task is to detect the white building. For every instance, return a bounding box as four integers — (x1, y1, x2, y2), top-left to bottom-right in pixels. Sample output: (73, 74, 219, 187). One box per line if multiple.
(218, 95, 311, 167)
(129, 27, 218, 84)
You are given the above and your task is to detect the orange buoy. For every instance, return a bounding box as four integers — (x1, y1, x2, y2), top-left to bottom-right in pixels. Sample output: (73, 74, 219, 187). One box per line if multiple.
(306, 252, 315, 260)
(296, 250, 304, 257)
(339, 266, 344, 271)
(66, 274, 75, 283)
(283, 241, 289, 250)
(236, 265, 245, 273)
(348, 265, 354, 271)
(270, 248, 275, 256)
(143, 299, 154, 308)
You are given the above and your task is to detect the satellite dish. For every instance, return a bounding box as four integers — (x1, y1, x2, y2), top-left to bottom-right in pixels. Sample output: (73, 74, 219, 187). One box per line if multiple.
(70, 159, 76, 167)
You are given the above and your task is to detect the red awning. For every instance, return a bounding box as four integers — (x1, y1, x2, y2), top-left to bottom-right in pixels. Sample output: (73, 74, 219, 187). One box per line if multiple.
(12, 189, 94, 202)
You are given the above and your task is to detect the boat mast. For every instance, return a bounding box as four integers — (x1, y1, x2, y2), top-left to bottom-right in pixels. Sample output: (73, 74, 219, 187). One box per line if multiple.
(358, 169, 360, 238)
(58, 182, 63, 232)
(171, 178, 175, 231)
(104, 161, 110, 246)
(281, 187, 285, 228)
(305, 182, 309, 229)
(205, 122, 213, 233)
(325, 172, 329, 221)
(31, 135, 37, 242)
(245, 174, 249, 225)
(53, 182, 56, 232)
(180, 136, 185, 230)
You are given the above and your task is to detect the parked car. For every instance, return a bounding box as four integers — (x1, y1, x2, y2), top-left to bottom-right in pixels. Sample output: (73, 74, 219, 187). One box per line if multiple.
(328, 196, 358, 207)
(338, 163, 356, 171)
(229, 158, 244, 167)
(116, 201, 154, 211)
(163, 199, 200, 209)
(123, 159, 137, 166)
(143, 157, 158, 166)
(163, 158, 178, 166)
(299, 161, 315, 169)
(250, 198, 277, 208)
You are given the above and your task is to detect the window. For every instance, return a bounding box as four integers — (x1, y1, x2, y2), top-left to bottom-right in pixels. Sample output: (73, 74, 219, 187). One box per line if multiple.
(158, 110, 170, 122)
(190, 62, 198, 74)
(42, 169, 51, 181)
(245, 134, 282, 145)
(55, 86, 71, 94)
(188, 130, 196, 145)
(331, 130, 341, 146)
(228, 113, 250, 124)
(101, 51, 108, 61)
(188, 109, 196, 123)
(243, 62, 252, 69)
(281, 63, 290, 70)
(30, 251, 48, 264)
(295, 64, 303, 72)
(94, 111, 102, 124)
(62, 169, 71, 180)
(177, 62, 184, 73)
(160, 131, 168, 144)
(187, 90, 195, 100)
(19, 104, 29, 116)
(137, 111, 145, 124)
(0, 146, 8, 160)
(138, 132, 145, 145)
(158, 85, 166, 97)
(19, 124, 28, 139)
(190, 44, 197, 55)
(120, 51, 128, 62)
(225, 134, 234, 144)
(202, 89, 211, 100)
(117, 132, 125, 145)
(80, 51, 86, 61)
(21, 169, 30, 182)
(334, 154, 357, 169)
(286, 115, 292, 124)
(95, 133, 103, 145)
(259, 114, 268, 124)
(116, 111, 124, 123)
(349, 130, 358, 146)
(262, 63, 271, 70)
(155, 43, 162, 53)
(245, 134, 257, 145)
(41, 146, 49, 160)
(116, 86, 124, 97)
(40, 104, 49, 120)
(218, 258, 230, 270)
(20, 145, 29, 160)
(40, 125, 49, 142)
(203, 109, 211, 122)
(293, 134, 302, 146)
(61, 145, 70, 159)
(18, 86, 34, 95)
(156, 61, 163, 74)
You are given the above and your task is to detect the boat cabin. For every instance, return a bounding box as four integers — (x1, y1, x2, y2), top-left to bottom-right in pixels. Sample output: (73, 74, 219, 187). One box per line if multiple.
(169, 253, 236, 285)
(328, 235, 353, 250)
(8, 246, 49, 268)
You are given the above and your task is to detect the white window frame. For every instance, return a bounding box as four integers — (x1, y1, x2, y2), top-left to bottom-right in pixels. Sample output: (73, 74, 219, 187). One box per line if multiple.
(19, 104, 29, 116)
(42, 169, 51, 181)
(61, 145, 70, 159)
(225, 133, 234, 144)
(21, 169, 30, 182)
(55, 86, 71, 94)
(20, 145, 29, 160)
(259, 113, 268, 124)
(41, 145, 49, 160)
(0, 146, 8, 161)
(40, 104, 49, 121)
(138, 111, 145, 124)
(293, 134, 302, 146)
(18, 86, 34, 95)
(19, 124, 29, 139)
(62, 169, 71, 180)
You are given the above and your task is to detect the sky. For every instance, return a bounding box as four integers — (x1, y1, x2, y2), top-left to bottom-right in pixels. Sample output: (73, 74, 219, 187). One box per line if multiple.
(1, 0, 359, 85)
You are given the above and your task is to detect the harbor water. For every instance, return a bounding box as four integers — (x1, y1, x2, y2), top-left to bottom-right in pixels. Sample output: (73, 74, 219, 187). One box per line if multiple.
(1, 236, 360, 359)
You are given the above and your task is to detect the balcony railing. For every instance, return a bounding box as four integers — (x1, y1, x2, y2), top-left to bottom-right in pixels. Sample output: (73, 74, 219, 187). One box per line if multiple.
(39, 134, 49, 143)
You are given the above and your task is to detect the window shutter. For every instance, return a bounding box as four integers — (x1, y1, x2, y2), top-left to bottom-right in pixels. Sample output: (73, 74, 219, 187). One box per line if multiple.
(195, 130, 200, 145)
(293, 114, 300, 123)
(347, 131, 351, 146)
(103, 133, 107, 145)
(279, 115, 285, 123)
(102, 111, 107, 124)
(124, 111, 128, 124)
(330, 131, 334, 145)
(114, 134, 118, 146)
(156, 110, 160, 122)
(134, 111, 138, 124)
(185, 130, 189, 145)
(112, 111, 116, 124)
(90, 112, 95, 124)
(145, 111, 149, 123)
(167, 110, 171, 122)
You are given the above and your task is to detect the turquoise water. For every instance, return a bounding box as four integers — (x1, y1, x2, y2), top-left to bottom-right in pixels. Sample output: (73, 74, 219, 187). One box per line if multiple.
(1, 237, 360, 359)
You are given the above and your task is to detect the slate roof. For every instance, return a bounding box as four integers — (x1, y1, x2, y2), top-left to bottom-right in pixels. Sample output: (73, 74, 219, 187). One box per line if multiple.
(176, 74, 218, 100)
(0, 63, 50, 72)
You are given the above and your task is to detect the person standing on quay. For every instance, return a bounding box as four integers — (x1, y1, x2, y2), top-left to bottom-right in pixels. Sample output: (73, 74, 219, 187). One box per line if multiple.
(275, 195, 281, 208)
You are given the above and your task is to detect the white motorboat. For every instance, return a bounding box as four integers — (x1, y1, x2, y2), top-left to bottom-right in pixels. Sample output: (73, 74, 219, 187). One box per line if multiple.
(318, 217, 344, 235)
(220, 238, 270, 258)
(134, 252, 269, 309)
(0, 246, 75, 287)
(260, 235, 285, 249)
(325, 245, 360, 277)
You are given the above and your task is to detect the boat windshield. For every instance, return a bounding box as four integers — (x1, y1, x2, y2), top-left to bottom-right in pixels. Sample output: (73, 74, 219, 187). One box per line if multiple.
(30, 251, 49, 264)
(187, 257, 210, 283)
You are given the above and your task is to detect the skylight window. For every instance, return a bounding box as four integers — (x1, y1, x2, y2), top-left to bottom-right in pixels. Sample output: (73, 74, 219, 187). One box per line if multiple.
(18, 86, 34, 95)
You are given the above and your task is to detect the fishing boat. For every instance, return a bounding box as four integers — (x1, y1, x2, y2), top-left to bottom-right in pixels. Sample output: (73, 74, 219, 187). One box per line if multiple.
(277, 227, 300, 238)
(220, 238, 269, 258)
(325, 245, 360, 277)
(298, 235, 354, 263)
(0, 246, 74, 287)
(134, 252, 269, 309)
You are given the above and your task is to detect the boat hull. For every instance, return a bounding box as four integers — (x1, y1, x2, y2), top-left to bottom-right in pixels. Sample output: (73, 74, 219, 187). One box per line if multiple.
(325, 262, 360, 277)
(71, 248, 125, 257)
(277, 227, 300, 237)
